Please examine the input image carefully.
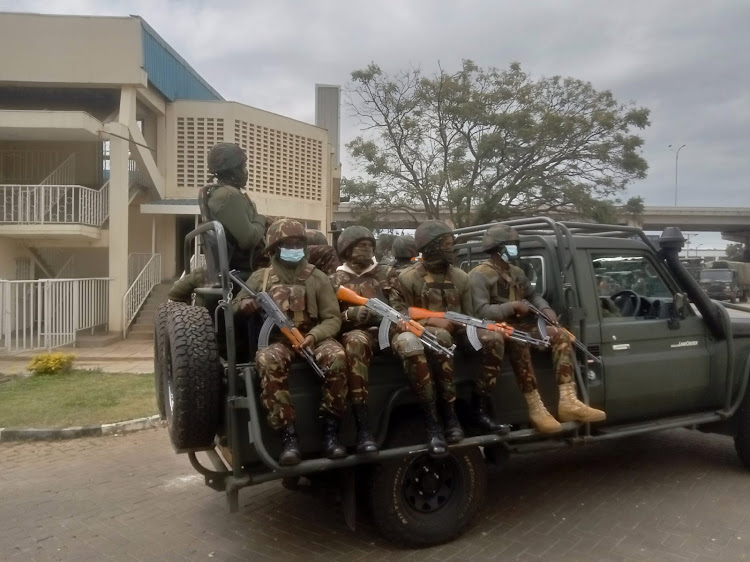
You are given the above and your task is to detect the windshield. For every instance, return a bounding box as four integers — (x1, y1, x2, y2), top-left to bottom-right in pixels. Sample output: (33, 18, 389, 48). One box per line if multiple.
(700, 270, 733, 282)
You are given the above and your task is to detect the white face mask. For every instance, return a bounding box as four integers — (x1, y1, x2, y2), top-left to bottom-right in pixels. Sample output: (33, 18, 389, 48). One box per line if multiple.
(505, 244, 519, 258)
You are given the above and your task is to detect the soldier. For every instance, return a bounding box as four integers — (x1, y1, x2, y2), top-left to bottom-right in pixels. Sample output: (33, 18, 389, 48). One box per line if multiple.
(306, 229, 341, 275)
(233, 219, 348, 466)
(391, 234, 418, 272)
(469, 224, 606, 433)
(167, 268, 206, 305)
(204, 142, 267, 274)
(392, 220, 508, 445)
(375, 233, 396, 266)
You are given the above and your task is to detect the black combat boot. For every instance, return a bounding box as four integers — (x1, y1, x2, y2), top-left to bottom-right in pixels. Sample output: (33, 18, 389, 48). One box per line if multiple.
(441, 400, 465, 444)
(352, 404, 378, 455)
(279, 423, 301, 466)
(471, 391, 511, 435)
(420, 401, 448, 457)
(321, 415, 347, 459)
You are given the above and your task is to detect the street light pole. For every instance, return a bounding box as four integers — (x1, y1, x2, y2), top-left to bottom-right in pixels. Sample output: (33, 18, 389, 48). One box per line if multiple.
(669, 144, 687, 206)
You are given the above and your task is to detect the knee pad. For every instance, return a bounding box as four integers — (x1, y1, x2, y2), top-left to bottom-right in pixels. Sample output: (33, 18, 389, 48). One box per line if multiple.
(393, 332, 425, 357)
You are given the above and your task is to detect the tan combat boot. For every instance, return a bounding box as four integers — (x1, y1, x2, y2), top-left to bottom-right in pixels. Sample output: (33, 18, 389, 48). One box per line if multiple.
(557, 382, 606, 423)
(524, 390, 563, 433)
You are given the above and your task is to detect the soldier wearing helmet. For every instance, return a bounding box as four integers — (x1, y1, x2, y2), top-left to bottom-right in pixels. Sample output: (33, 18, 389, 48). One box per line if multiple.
(391, 220, 509, 454)
(375, 233, 396, 266)
(232, 218, 348, 465)
(469, 224, 606, 434)
(204, 142, 267, 273)
(329, 226, 427, 455)
(391, 235, 418, 271)
(305, 229, 341, 275)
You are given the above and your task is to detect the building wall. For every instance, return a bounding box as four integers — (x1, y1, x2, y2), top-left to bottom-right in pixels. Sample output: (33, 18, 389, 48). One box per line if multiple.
(0, 14, 145, 87)
(165, 100, 332, 228)
(0, 140, 101, 187)
(0, 238, 31, 280)
(127, 203, 177, 279)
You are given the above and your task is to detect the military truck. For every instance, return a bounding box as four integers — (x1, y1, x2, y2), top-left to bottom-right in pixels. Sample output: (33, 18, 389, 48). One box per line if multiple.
(154, 217, 750, 548)
(700, 260, 750, 303)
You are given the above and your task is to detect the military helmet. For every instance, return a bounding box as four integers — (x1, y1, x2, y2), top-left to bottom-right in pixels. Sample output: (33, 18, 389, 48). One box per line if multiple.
(480, 224, 519, 252)
(266, 218, 307, 250)
(207, 143, 247, 174)
(415, 220, 453, 252)
(392, 235, 417, 259)
(336, 225, 375, 258)
(306, 229, 328, 246)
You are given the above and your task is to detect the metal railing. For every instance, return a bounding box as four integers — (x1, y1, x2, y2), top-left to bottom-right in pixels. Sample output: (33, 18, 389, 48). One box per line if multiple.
(39, 153, 76, 186)
(122, 254, 162, 336)
(55, 255, 75, 279)
(0, 150, 69, 184)
(0, 278, 110, 353)
(128, 253, 155, 285)
(0, 181, 110, 226)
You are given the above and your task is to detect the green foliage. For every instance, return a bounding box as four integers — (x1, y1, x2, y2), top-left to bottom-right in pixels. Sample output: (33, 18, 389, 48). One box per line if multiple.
(726, 243, 745, 261)
(27, 352, 75, 376)
(345, 60, 650, 227)
(623, 196, 645, 219)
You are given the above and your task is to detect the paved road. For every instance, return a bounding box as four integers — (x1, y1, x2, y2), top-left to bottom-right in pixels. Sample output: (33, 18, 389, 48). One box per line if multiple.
(2, 427, 750, 561)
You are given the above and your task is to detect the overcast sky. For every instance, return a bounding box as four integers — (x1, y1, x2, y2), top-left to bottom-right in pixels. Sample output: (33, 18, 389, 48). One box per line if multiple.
(3, 0, 748, 248)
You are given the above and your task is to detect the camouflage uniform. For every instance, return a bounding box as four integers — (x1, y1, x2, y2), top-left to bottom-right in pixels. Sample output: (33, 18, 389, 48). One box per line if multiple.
(168, 268, 206, 305)
(232, 223, 347, 431)
(470, 259, 574, 392)
(307, 245, 341, 275)
(392, 235, 418, 272)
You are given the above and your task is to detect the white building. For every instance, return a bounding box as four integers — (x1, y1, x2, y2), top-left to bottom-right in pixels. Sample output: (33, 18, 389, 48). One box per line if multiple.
(0, 12, 341, 352)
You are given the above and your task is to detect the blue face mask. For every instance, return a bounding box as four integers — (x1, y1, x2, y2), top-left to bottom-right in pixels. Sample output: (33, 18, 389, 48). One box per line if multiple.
(500, 244, 519, 263)
(279, 248, 305, 263)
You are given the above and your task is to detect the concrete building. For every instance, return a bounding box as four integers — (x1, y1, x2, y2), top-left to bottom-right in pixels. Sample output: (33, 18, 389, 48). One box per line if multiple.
(0, 12, 340, 352)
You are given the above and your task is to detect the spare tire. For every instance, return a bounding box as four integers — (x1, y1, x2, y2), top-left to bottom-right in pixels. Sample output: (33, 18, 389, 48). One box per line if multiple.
(153, 301, 185, 420)
(164, 305, 223, 451)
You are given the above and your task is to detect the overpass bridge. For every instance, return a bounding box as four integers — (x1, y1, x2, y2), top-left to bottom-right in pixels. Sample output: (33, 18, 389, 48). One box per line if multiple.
(332, 203, 750, 244)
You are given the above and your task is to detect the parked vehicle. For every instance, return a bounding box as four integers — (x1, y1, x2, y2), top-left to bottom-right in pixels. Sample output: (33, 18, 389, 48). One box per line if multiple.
(155, 217, 750, 548)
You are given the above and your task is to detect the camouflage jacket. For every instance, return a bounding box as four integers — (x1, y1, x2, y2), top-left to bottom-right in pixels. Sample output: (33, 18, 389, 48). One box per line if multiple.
(231, 257, 341, 344)
(391, 263, 474, 321)
(307, 245, 341, 275)
(168, 268, 206, 305)
(469, 259, 549, 322)
(329, 262, 400, 331)
(206, 181, 266, 270)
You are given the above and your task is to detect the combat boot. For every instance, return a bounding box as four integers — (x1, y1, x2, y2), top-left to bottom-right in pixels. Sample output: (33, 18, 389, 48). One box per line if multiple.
(557, 382, 606, 423)
(524, 390, 563, 434)
(420, 401, 448, 457)
(441, 400, 465, 444)
(471, 391, 511, 435)
(352, 403, 378, 455)
(279, 423, 301, 466)
(320, 415, 347, 459)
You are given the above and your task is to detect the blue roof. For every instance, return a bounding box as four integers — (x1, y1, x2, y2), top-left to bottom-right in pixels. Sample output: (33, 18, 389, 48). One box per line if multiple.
(137, 17, 223, 102)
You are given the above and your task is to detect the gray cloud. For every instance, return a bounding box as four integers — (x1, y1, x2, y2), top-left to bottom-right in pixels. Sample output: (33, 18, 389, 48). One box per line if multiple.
(2, 0, 748, 247)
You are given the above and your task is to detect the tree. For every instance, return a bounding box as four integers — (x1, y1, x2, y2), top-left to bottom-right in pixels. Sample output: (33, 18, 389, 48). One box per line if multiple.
(726, 243, 745, 261)
(344, 61, 650, 227)
(623, 196, 645, 224)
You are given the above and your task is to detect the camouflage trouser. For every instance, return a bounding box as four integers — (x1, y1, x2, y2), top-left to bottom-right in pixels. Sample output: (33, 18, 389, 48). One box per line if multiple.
(422, 327, 457, 403)
(391, 331, 434, 403)
(466, 329, 505, 397)
(255, 338, 348, 430)
(506, 320, 574, 393)
(341, 329, 376, 405)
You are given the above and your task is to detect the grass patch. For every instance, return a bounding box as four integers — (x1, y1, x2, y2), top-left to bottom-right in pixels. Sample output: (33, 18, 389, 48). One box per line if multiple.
(0, 370, 157, 428)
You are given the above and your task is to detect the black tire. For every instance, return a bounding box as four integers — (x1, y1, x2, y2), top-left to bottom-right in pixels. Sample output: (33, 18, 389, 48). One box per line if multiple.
(734, 389, 750, 468)
(153, 301, 184, 420)
(164, 305, 223, 451)
(369, 413, 487, 548)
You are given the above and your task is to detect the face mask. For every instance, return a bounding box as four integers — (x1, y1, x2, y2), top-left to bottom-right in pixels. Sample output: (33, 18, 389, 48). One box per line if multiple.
(350, 247, 374, 267)
(279, 248, 305, 263)
(498, 244, 518, 263)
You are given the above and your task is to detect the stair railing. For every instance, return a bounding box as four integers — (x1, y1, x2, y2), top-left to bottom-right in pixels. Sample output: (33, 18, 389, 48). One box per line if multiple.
(122, 254, 161, 337)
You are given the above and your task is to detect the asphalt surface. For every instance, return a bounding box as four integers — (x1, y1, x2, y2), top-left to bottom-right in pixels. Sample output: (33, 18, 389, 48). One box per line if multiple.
(3, 426, 750, 561)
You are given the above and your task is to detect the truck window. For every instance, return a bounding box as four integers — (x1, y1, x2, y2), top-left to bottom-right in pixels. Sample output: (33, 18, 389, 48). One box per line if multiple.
(699, 270, 734, 282)
(460, 254, 546, 297)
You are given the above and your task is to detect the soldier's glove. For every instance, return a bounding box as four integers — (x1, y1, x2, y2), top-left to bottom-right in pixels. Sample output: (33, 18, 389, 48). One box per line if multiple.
(238, 297, 260, 316)
(345, 306, 375, 325)
(512, 301, 530, 317)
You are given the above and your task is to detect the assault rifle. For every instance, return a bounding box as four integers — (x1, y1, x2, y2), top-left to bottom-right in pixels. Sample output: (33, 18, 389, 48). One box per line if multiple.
(521, 299, 601, 364)
(229, 270, 327, 380)
(336, 286, 455, 357)
(407, 307, 551, 350)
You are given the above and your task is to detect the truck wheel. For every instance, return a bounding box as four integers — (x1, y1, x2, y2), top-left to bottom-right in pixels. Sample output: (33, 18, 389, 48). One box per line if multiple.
(164, 305, 223, 451)
(369, 413, 487, 547)
(153, 301, 184, 420)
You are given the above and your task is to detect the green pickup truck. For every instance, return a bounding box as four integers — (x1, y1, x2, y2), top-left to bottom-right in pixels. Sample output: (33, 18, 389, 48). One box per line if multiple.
(154, 217, 750, 548)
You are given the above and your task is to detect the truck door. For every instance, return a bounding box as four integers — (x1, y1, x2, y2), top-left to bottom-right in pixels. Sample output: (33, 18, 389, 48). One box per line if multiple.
(591, 251, 715, 422)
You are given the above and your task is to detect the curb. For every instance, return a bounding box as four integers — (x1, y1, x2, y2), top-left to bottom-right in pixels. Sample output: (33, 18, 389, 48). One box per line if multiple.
(0, 415, 163, 442)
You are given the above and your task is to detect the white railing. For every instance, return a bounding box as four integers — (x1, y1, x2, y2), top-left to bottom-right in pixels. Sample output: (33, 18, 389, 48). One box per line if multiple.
(0, 278, 110, 353)
(122, 254, 162, 336)
(0, 181, 109, 226)
(55, 255, 75, 279)
(0, 150, 69, 184)
(39, 153, 76, 186)
(128, 253, 155, 285)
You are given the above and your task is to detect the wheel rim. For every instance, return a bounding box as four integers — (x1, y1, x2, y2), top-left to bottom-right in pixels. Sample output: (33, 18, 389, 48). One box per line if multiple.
(401, 454, 460, 514)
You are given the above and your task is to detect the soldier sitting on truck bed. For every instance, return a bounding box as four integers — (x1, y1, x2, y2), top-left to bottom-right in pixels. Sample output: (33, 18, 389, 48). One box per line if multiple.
(305, 229, 341, 275)
(391, 235, 418, 272)
(469, 225, 606, 433)
(392, 220, 509, 444)
(233, 219, 349, 466)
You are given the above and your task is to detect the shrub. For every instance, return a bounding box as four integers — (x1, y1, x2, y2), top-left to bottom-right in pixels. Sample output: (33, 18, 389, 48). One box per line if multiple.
(27, 352, 76, 375)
